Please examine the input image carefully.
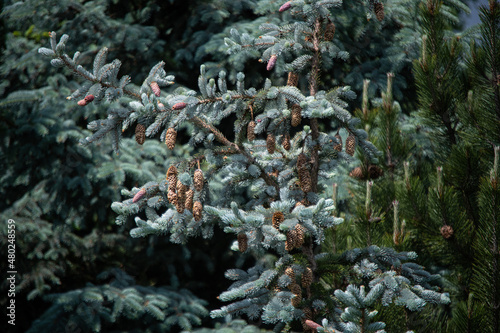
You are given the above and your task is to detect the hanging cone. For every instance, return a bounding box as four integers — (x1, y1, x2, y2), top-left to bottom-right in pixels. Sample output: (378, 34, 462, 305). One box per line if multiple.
(374, 2, 385, 21)
(324, 20, 336, 41)
(290, 283, 302, 307)
(267, 133, 276, 154)
(294, 224, 305, 248)
(237, 233, 248, 252)
(247, 120, 256, 141)
(165, 128, 177, 150)
(193, 201, 203, 221)
(287, 72, 299, 87)
(282, 133, 291, 151)
(166, 165, 178, 191)
(291, 104, 302, 127)
(272, 211, 285, 230)
(167, 190, 178, 206)
(301, 267, 313, 288)
(176, 180, 187, 203)
(135, 124, 146, 145)
(194, 169, 204, 192)
(301, 308, 314, 332)
(185, 189, 194, 211)
(285, 230, 296, 251)
(345, 133, 356, 156)
(299, 168, 312, 193)
(285, 266, 295, 284)
(334, 132, 343, 152)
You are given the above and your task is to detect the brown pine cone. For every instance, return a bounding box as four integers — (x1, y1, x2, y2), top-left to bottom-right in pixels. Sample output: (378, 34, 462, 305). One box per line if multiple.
(287, 72, 299, 87)
(237, 233, 248, 252)
(374, 2, 385, 21)
(165, 127, 177, 150)
(267, 133, 276, 154)
(345, 133, 356, 156)
(167, 190, 178, 206)
(294, 224, 305, 248)
(324, 20, 336, 41)
(272, 211, 285, 230)
(135, 124, 146, 145)
(299, 168, 312, 193)
(349, 166, 364, 180)
(185, 189, 194, 211)
(194, 169, 204, 192)
(291, 104, 302, 127)
(285, 267, 295, 283)
(247, 121, 256, 141)
(282, 133, 291, 151)
(302, 267, 313, 288)
(193, 201, 203, 221)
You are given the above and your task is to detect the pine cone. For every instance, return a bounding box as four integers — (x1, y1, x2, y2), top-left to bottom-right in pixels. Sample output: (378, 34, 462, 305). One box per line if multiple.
(279, 1, 292, 12)
(301, 308, 314, 332)
(290, 283, 302, 307)
(135, 124, 146, 145)
(176, 180, 188, 203)
(132, 188, 146, 203)
(166, 165, 178, 179)
(297, 153, 308, 170)
(302, 267, 313, 288)
(440, 225, 454, 239)
(294, 224, 305, 248)
(345, 133, 356, 156)
(176, 200, 185, 214)
(150, 81, 161, 96)
(194, 169, 204, 192)
(299, 168, 312, 193)
(285, 267, 295, 283)
(193, 201, 203, 221)
(165, 127, 177, 150)
(324, 20, 336, 41)
(368, 165, 384, 179)
(287, 72, 299, 87)
(172, 102, 187, 110)
(291, 104, 302, 127)
(285, 230, 296, 251)
(282, 133, 291, 151)
(334, 132, 342, 152)
(267, 55, 277, 71)
(185, 189, 194, 211)
(77, 94, 94, 106)
(272, 211, 285, 230)
(167, 190, 178, 206)
(166, 165, 178, 191)
(267, 133, 276, 154)
(247, 120, 256, 141)
(349, 166, 364, 180)
(374, 2, 385, 21)
(237, 233, 248, 252)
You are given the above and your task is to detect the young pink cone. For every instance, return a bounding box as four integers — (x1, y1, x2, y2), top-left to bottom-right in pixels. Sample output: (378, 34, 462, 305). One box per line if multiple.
(279, 1, 292, 12)
(267, 55, 277, 71)
(132, 188, 146, 203)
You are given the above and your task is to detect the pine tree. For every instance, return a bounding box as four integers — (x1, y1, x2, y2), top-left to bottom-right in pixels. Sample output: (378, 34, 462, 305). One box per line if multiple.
(36, 0, 456, 331)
